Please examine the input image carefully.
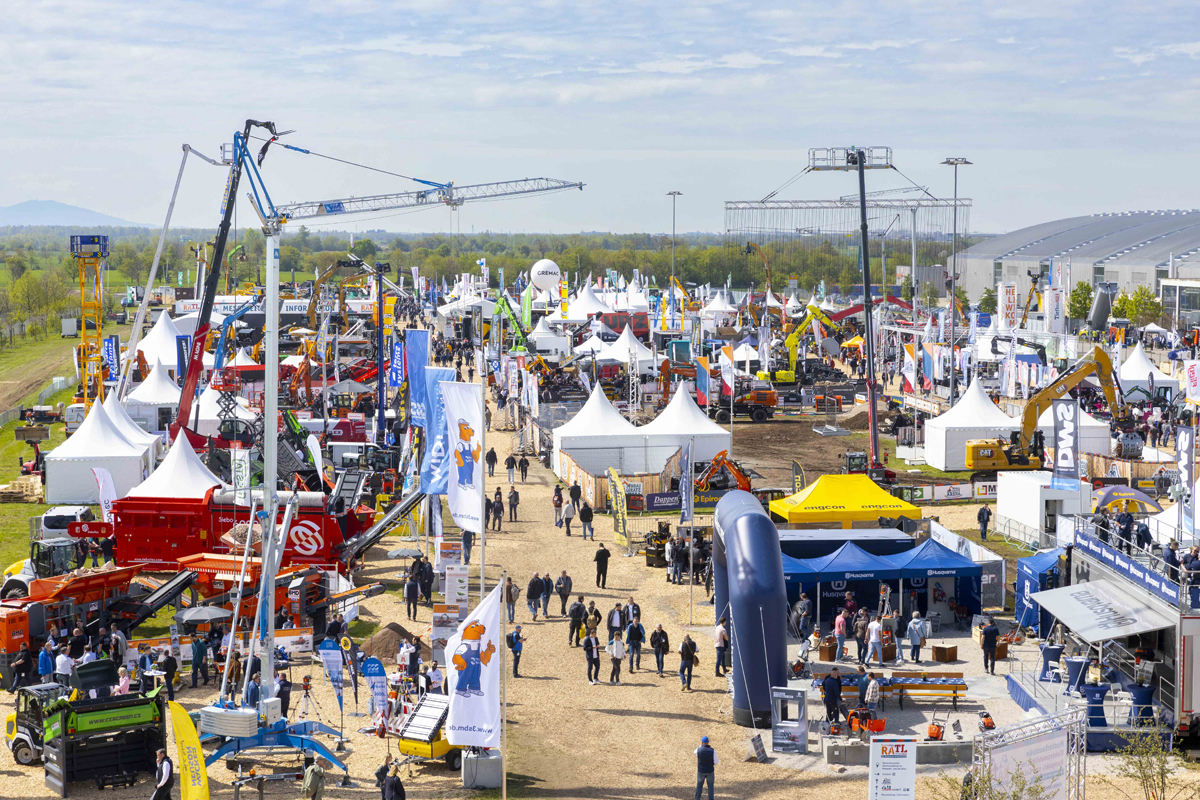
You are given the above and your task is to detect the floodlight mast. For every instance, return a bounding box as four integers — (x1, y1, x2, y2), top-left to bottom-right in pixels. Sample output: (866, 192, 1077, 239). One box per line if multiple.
(808, 146, 892, 472)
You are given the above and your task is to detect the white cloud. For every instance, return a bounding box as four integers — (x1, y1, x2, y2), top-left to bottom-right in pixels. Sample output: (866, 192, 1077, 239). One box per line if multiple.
(779, 46, 841, 59)
(1161, 42, 1200, 58)
(840, 39, 920, 51)
(997, 37, 1017, 44)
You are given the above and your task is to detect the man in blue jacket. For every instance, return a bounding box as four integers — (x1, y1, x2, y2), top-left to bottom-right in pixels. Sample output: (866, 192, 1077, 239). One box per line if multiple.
(822, 668, 843, 722)
(38, 642, 54, 684)
(625, 616, 645, 674)
(693, 735, 717, 800)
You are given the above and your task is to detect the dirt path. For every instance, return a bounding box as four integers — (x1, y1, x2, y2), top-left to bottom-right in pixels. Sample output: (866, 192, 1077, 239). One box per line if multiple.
(0, 349, 73, 409)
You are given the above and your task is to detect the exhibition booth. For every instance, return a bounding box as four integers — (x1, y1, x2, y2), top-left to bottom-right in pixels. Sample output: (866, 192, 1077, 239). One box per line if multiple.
(768, 474, 921, 528)
(923, 379, 1019, 471)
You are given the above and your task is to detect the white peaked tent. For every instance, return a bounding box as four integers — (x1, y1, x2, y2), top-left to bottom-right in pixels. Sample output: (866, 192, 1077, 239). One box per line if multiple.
(173, 310, 229, 337)
(528, 316, 558, 341)
(589, 319, 619, 340)
(193, 383, 257, 437)
(925, 379, 1020, 471)
(1118, 342, 1178, 397)
(103, 393, 164, 460)
(1036, 404, 1112, 456)
(765, 292, 784, 309)
(701, 293, 737, 317)
(574, 333, 606, 355)
(136, 310, 184, 368)
(124, 360, 182, 432)
(45, 401, 153, 503)
(545, 285, 613, 323)
(638, 385, 731, 462)
(232, 348, 258, 367)
(128, 433, 227, 499)
(819, 298, 837, 311)
(553, 384, 640, 477)
(731, 343, 758, 362)
(597, 327, 655, 373)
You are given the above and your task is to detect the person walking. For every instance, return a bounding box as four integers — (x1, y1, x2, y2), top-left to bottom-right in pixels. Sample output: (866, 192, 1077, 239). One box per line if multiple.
(555, 571, 574, 616)
(404, 574, 420, 621)
(383, 764, 406, 800)
(491, 494, 503, 532)
(865, 672, 881, 713)
(855, 665, 870, 707)
(981, 617, 1000, 675)
(507, 626, 525, 678)
(977, 505, 992, 541)
(504, 576, 519, 624)
(714, 618, 730, 678)
(866, 614, 884, 667)
(583, 628, 601, 685)
(526, 573, 542, 621)
(795, 592, 812, 639)
(151, 748, 174, 800)
(585, 600, 602, 633)
(624, 595, 642, 626)
(518, 455, 529, 482)
(679, 634, 697, 691)
(540, 571, 553, 616)
(552, 487, 564, 526)
(579, 502, 594, 539)
(606, 603, 624, 640)
(625, 615, 645, 673)
(568, 595, 586, 646)
(650, 624, 670, 676)
(38, 642, 53, 684)
(8, 643, 31, 692)
(462, 529, 474, 566)
(606, 631, 625, 685)
(905, 611, 926, 664)
(854, 611, 870, 664)
(693, 736, 718, 800)
(485, 447, 498, 477)
(302, 759, 326, 800)
(822, 667, 842, 722)
(562, 500, 576, 536)
(504, 454, 517, 483)
(508, 487, 519, 522)
(594, 543, 610, 588)
(569, 481, 582, 510)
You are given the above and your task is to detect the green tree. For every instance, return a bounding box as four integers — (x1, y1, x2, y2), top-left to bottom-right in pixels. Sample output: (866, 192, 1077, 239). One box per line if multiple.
(1112, 290, 1131, 319)
(436, 243, 452, 258)
(10, 272, 46, 322)
(350, 238, 378, 259)
(1128, 285, 1164, 326)
(1097, 723, 1200, 800)
(5, 251, 29, 281)
(920, 280, 940, 308)
(979, 287, 997, 314)
(279, 245, 302, 273)
(899, 275, 914, 302)
(1067, 281, 1093, 320)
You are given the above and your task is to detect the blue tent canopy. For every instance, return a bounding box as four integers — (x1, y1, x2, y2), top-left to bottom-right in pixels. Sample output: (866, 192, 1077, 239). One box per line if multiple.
(1016, 548, 1064, 636)
(887, 539, 983, 579)
(805, 542, 902, 581)
(780, 553, 818, 579)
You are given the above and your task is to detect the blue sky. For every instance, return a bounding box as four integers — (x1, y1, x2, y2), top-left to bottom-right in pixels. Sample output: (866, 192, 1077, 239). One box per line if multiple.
(3, 0, 1199, 235)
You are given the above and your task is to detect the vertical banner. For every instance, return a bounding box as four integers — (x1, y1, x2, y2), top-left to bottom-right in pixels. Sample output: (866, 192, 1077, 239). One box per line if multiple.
(869, 737, 919, 800)
(1184, 361, 1200, 404)
(1050, 399, 1079, 489)
(361, 657, 389, 720)
(317, 638, 344, 711)
(1178, 426, 1195, 537)
(168, 701, 210, 800)
(1000, 283, 1019, 329)
(90, 467, 117, 522)
(695, 356, 710, 406)
(411, 267, 420, 299)
(175, 335, 191, 378)
(445, 584, 503, 747)
(102, 334, 120, 377)
(405, 329, 430, 428)
(521, 285, 533, 328)
(231, 448, 251, 506)
(679, 444, 693, 524)
(607, 467, 629, 546)
(388, 341, 405, 387)
(719, 346, 735, 396)
(1046, 287, 1066, 334)
(901, 344, 916, 393)
(559, 278, 569, 316)
(441, 381, 484, 533)
(420, 367, 455, 495)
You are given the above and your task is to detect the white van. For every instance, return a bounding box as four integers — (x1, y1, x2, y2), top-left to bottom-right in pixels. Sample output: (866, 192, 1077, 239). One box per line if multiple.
(63, 403, 86, 434)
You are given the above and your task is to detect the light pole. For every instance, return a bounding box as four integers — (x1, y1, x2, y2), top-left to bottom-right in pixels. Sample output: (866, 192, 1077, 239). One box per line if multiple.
(941, 157, 971, 405)
(668, 191, 681, 326)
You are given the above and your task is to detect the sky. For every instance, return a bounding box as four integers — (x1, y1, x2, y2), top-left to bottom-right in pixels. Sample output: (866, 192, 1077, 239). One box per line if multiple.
(3, 0, 1200, 237)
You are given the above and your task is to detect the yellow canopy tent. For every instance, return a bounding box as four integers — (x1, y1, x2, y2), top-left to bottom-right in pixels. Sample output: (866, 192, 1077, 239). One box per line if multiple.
(842, 336, 865, 349)
(768, 473, 921, 528)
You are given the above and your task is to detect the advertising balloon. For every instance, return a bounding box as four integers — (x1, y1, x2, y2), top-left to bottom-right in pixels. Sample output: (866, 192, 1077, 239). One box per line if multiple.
(531, 259, 561, 292)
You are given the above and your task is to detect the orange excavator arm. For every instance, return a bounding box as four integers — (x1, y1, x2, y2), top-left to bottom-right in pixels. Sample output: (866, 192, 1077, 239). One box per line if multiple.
(695, 450, 752, 492)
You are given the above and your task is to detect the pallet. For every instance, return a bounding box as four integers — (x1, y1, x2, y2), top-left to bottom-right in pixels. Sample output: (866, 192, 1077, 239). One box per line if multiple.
(0, 476, 42, 503)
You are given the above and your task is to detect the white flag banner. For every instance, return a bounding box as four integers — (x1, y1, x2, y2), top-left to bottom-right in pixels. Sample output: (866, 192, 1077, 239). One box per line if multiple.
(446, 584, 503, 747)
(232, 448, 252, 506)
(1184, 361, 1200, 404)
(441, 381, 485, 533)
(91, 468, 117, 523)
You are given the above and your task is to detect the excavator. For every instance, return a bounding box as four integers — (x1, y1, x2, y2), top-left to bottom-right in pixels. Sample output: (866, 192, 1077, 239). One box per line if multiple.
(305, 265, 338, 330)
(965, 345, 1140, 478)
(779, 305, 841, 379)
(695, 450, 752, 492)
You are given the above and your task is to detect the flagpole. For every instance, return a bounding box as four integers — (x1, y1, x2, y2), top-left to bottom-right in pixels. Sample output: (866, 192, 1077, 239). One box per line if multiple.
(500, 569, 508, 800)
(479, 359, 487, 602)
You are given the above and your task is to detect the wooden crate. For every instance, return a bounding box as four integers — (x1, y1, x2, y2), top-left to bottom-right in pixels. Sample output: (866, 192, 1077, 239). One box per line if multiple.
(931, 645, 958, 663)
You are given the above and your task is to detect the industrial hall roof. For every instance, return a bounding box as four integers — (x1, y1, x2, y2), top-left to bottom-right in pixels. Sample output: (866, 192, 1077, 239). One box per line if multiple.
(960, 209, 1200, 271)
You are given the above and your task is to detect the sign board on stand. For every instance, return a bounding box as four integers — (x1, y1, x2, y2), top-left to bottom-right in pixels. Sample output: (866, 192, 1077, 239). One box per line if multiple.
(770, 687, 807, 754)
(445, 564, 470, 618)
(869, 736, 919, 800)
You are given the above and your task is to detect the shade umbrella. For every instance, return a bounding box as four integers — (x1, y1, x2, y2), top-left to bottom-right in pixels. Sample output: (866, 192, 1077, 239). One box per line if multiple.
(1092, 485, 1163, 513)
(387, 548, 423, 559)
(175, 606, 233, 625)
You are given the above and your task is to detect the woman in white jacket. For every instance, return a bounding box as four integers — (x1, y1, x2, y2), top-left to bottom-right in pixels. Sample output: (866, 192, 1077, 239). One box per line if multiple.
(606, 631, 626, 685)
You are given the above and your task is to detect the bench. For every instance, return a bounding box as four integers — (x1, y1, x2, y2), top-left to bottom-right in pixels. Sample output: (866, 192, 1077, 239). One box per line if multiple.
(890, 677, 967, 710)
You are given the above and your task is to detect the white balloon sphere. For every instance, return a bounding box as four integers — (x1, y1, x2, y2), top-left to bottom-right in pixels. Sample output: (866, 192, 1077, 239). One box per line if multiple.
(530, 259, 561, 292)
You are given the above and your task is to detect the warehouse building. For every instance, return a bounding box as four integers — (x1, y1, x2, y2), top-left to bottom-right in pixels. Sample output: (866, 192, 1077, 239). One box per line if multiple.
(957, 210, 1200, 310)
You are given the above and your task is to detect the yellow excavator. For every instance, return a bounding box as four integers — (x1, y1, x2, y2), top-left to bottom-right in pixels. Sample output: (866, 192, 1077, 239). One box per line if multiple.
(965, 345, 1139, 477)
(778, 305, 840, 378)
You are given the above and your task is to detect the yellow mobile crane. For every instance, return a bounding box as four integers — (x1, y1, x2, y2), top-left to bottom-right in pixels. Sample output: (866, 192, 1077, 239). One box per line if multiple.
(965, 345, 1139, 476)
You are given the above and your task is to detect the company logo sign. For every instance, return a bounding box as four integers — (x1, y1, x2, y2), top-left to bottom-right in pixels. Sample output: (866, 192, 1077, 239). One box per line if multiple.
(290, 520, 325, 556)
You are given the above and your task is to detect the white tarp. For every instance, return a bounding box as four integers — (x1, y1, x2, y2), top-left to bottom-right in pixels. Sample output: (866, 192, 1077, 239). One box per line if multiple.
(924, 379, 1019, 471)
(1029, 578, 1175, 642)
(128, 433, 227, 499)
(45, 401, 151, 504)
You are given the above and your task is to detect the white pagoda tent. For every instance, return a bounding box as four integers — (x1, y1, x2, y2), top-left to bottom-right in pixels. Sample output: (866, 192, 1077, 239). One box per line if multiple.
(123, 360, 182, 434)
(1118, 342, 1177, 397)
(924, 379, 1020, 471)
(637, 385, 731, 462)
(574, 334, 607, 355)
(1036, 404, 1112, 456)
(128, 433, 228, 499)
(45, 401, 153, 503)
(597, 327, 655, 374)
(103, 393, 164, 460)
(136, 310, 183, 369)
(193, 383, 257, 437)
(552, 385, 640, 478)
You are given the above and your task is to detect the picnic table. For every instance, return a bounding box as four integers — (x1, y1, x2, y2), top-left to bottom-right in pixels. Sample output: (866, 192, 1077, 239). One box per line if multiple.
(890, 677, 967, 710)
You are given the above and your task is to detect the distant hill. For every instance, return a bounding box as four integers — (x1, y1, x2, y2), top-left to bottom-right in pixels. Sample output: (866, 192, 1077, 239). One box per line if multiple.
(0, 200, 148, 228)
